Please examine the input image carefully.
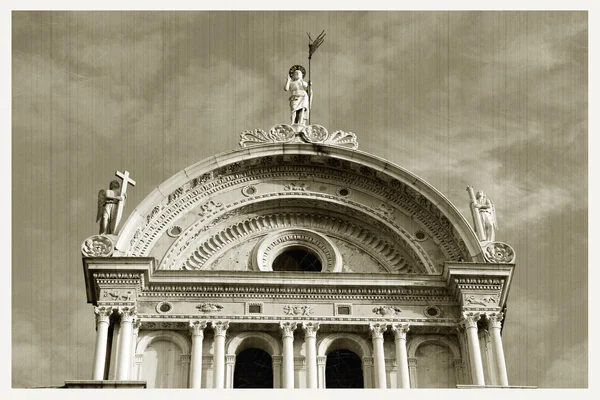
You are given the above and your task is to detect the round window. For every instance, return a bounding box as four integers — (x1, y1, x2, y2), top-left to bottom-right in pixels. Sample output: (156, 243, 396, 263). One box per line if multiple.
(272, 249, 322, 272)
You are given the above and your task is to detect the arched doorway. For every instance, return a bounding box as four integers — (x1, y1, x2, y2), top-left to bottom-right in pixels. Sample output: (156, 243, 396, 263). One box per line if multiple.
(233, 348, 274, 388)
(325, 349, 364, 388)
(415, 343, 456, 388)
(141, 339, 186, 388)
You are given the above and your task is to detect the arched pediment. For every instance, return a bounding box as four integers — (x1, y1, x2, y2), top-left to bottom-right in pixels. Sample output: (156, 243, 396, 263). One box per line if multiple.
(115, 144, 483, 274)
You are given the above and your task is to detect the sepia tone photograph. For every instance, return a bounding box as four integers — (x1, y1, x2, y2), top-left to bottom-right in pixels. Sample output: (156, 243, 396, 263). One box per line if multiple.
(10, 7, 588, 391)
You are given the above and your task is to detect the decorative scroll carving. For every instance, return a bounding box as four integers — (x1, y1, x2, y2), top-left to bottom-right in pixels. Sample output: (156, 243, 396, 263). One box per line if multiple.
(102, 289, 134, 302)
(196, 303, 224, 313)
(485, 312, 504, 329)
(82, 235, 114, 257)
(483, 242, 515, 263)
(326, 130, 358, 149)
(369, 322, 388, 338)
(283, 182, 309, 191)
(239, 128, 272, 147)
(302, 322, 320, 338)
(283, 305, 314, 316)
(279, 321, 298, 337)
(211, 321, 230, 337)
(373, 305, 402, 317)
(117, 306, 137, 323)
(460, 312, 481, 328)
(197, 200, 223, 217)
(391, 323, 410, 339)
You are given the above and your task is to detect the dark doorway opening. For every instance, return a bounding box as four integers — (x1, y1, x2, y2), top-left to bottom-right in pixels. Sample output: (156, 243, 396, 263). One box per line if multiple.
(233, 348, 273, 388)
(272, 249, 322, 272)
(325, 349, 364, 388)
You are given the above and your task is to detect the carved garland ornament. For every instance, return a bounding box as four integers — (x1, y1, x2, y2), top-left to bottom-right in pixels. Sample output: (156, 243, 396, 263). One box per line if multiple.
(196, 303, 224, 313)
(283, 305, 314, 316)
(373, 305, 402, 317)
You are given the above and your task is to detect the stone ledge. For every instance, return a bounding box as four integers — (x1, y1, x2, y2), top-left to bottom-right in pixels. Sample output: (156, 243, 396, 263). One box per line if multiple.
(63, 380, 147, 389)
(456, 384, 537, 389)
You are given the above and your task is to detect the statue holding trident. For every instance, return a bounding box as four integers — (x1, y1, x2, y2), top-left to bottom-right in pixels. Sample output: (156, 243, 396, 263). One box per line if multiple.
(467, 186, 498, 242)
(284, 30, 326, 125)
(96, 170, 136, 235)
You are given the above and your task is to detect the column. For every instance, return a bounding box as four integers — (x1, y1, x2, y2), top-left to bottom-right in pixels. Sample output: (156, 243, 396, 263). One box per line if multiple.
(91, 306, 113, 380)
(130, 319, 141, 380)
(280, 322, 297, 388)
(225, 355, 236, 388)
(391, 323, 410, 388)
(116, 306, 136, 380)
(362, 357, 374, 388)
(189, 320, 207, 388)
(369, 323, 388, 388)
(317, 356, 327, 388)
(272, 356, 283, 389)
(211, 321, 229, 389)
(302, 322, 319, 388)
(461, 312, 485, 385)
(407, 358, 417, 388)
(486, 312, 509, 386)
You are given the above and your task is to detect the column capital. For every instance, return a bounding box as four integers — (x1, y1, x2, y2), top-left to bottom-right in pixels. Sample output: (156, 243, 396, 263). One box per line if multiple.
(225, 354, 236, 364)
(485, 312, 504, 329)
(94, 306, 113, 323)
(369, 322, 388, 338)
(272, 355, 283, 365)
(211, 320, 230, 337)
(302, 321, 320, 338)
(317, 356, 327, 365)
(391, 323, 410, 340)
(460, 312, 481, 328)
(362, 356, 374, 366)
(117, 306, 137, 323)
(189, 320, 208, 337)
(132, 319, 142, 335)
(280, 321, 298, 338)
(408, 357, 417, 367)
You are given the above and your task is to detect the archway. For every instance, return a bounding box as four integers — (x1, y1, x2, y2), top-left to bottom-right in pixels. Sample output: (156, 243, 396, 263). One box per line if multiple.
(325, 349, 364, 388)
(141, 339, 186, 388)
(233, 348, 274, 388)
(415, 342, 456, 388)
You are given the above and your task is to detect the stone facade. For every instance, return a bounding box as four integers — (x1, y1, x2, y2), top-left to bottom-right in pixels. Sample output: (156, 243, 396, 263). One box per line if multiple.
(81, 130, 517, 388)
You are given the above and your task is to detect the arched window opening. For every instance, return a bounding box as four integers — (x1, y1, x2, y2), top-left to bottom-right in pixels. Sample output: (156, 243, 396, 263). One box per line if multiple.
(272, 249, 322, 272)
(233, 348, 273, 388)
(325, 349, 364, 388)
(141, 339, 185, 388)
(415, 343, 456, 388)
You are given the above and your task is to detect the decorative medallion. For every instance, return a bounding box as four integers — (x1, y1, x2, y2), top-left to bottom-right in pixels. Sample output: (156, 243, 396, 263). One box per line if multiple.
(241, 185, 257, 197)
(373, 305, 402, 317)
(156, 301, 173, 314)
(196, 303, 224, 313)
(302, 124, 329, 143)
(82, 235, 114, 257)
(268, 124, 296, 142)
(413, 230, 427, 242)
(283, 305, 314, 316)
(336, 187, 351, 197)
(423, 305, 442, 318)
(483, 242, 515, 263)
(167, 226, 183, 238)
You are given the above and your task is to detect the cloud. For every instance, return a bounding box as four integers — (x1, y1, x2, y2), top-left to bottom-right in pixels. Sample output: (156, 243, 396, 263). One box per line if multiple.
(540, 341, 587, 388)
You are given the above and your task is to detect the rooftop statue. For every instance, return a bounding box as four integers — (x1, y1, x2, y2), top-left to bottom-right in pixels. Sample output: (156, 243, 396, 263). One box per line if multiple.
(467, 186, 498, 242)
(96, 170, 136, 235)
(284, 65, 311, 125)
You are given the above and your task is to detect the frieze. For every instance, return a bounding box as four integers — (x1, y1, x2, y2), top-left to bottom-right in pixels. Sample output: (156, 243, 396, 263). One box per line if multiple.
(464, 295, 499, 307)
(126, 163, 468, 263)
(101, 289, 134, 302)
(196, 303, 224, 313)
(372, 305, 402, 317)
(283, 305, 314, 316)
(283, 182, 309, 191)
(197, 199, 223, 217)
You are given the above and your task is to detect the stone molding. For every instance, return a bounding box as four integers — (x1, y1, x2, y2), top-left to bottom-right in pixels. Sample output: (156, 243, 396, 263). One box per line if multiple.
(120, 152, 476, 265)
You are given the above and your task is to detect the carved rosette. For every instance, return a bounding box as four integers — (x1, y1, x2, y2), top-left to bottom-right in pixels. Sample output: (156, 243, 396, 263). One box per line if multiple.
(81, 235, 114, 257)
(279, 322, 298, 338)
(485, 312, 504, 329)
(268, 124, 296, 142)
(483, 242, 515, 263)
(211, 321, 230, 337)
(302, 124, 329, 143)
(94, 306, 113, 323)
(369, 322, 388, 338)
(189, 320, 208, 337)
(302, 322, 320, 338)
(391, 323, 410, 340)
(460, 312, 481, 329)
(373, 305, 402, 317)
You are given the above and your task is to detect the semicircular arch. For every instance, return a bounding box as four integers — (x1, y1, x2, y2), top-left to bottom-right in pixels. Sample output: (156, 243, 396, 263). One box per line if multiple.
(226, 331, 282, 356)
(136, 330, 191, 355)
(407, 335, 461, 359)
(317, 333, 372, 358)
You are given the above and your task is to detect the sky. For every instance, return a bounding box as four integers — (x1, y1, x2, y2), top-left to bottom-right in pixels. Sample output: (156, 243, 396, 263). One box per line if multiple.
(9, 9, 588, 389)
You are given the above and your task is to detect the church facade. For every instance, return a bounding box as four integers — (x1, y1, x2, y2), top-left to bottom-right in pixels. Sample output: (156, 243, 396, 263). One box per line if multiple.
(79, 123, 516, 389)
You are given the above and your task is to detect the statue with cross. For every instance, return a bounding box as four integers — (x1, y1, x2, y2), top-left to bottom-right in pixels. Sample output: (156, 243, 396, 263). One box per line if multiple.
(96, 170, 136, 235)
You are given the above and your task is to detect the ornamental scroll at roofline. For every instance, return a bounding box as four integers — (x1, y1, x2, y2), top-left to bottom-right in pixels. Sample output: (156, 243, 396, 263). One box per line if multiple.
(102, 146, 485, 273)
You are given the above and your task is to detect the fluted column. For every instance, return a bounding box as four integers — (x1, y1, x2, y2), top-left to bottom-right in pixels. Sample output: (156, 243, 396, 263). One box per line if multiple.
(280, 322, 297, 388)
(369, 323, 388, 388)
(189, 320, 207, 388)
(486, 312, 508, 386)
(91, 306, 113, 380)
(391, 323, 410, 388)
(211, 321, 229, 389)
(302, 322, 320, 388)
(461, 312, 485, 385)
(116, 306, 136, 380)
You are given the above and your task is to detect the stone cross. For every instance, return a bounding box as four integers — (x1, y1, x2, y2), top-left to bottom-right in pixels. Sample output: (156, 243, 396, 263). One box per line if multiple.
(114, 170, 136, 234)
